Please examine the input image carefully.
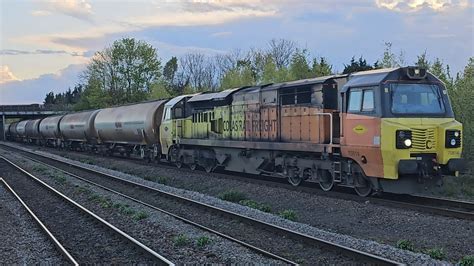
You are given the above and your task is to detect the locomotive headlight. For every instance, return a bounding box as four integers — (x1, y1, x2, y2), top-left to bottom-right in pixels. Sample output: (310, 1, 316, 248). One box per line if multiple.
(396, 130, 412, 149)
(445, 130, 461, 148)
(404, 139, 412, 147)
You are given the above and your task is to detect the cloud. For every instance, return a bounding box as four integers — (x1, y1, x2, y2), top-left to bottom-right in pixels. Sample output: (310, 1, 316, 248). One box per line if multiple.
(211, 31, 233, 37)
(33, 0, 93, 22)
(0, 49, 90, 57)
(375, 0, 470, 12)
(0, 64, 85, 104)
(0, 66, 20, 84)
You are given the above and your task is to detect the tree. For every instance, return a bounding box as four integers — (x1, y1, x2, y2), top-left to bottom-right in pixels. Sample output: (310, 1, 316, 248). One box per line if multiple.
(415, 51, 430, 69)
(289, 49, 312, 80)
(311, 57, 332, 77)
(450, 58, 474, 158)
(44, 92, 55, 105)
(82, 38, 162, 106)
(267, 39, 297, 69)
(220, 60, 255, 90)
(343, 56, 374, 74)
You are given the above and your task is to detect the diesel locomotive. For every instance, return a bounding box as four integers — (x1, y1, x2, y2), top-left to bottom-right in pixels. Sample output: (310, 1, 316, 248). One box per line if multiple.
(5, 67, 466, 196)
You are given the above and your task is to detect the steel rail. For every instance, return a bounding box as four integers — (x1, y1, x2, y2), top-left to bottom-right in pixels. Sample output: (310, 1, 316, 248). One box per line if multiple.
(0, 177, 78, 266)
(8, 150, 297, 264)
(0, 155, 174, 266)
(0, 143, 402, 265)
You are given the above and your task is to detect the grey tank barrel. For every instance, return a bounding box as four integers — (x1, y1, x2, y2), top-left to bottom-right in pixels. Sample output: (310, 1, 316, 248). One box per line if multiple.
(94, 100, 167, 145)
(39, 115, 64, 140)
(60, 110, 100, 143)
(16, 120, 28, 138)
(25, 119, 42, 140)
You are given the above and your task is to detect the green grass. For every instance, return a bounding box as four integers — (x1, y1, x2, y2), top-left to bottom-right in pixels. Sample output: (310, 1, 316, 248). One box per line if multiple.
(218, 190, 247, 203)
(239, 199, 272, 212)
(32, 165, 48, 173)
(132, 210, 149, 221)
(424, 248, 446, 260)
(196, 236, 211, 247)
(396, 239, 415, 252)
(279, 209, 297, 221)
(51, 172, 67, 183)
(173, 234, 190, 247)
(459, 255, 474, 266)
(114, 203, 135, 215)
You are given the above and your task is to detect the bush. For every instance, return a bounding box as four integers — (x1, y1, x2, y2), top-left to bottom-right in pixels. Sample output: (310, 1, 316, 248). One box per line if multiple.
(173, 234, 190, 246)
(459, 255, 474, 266)
(279, 209, 297, 221)
(396, 239, 415, 252)
(218, 190, 247, 203)
(196, 236, 211, 247)
(239, 199, 272, 212)
(424, 248, 446, 260)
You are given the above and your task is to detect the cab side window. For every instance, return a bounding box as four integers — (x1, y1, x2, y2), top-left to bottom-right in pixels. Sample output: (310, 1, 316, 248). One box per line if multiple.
(362, 90, 374, 111)
(348, 88, 375, 113)
(348, 90, 362, 112)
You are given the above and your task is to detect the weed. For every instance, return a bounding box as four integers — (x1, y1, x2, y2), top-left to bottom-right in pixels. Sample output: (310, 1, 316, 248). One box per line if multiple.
(75, 186, 92, 195)
(239, 199, 272, 212)
(144, 175, 155, 181)
(158, 176, 169, 184)
(196, 236, 211, 247)
(173, 234, 190, 246)
(113, 203, 135, 215)
(459, 255, 474, 266)
(279, 209, 297, 221)
(396, 239, 415, 252)
(424, 248, 446, 260)
(218, 190, 247, 203)
(133, 211, 149, 221)
(32, 165, 48, 173)
(51, 172, 67, 183)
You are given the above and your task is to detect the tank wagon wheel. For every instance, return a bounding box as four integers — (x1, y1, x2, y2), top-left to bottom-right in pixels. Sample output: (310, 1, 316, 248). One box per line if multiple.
(189, 163, 197, 171)
(318, 169, 334, 191)
(353, 166, 372, 197)
(204, 161, 215, 173)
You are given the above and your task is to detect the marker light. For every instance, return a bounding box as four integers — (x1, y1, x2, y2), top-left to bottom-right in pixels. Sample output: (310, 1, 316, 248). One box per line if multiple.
(450, 139, 456, 146)
(454, 131, 460, 137)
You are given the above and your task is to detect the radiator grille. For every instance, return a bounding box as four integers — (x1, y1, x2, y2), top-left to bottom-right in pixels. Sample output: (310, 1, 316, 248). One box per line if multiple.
(411, 128, 436, 151)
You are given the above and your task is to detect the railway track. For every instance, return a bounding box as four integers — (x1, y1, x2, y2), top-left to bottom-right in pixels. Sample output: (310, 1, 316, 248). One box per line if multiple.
(53, 143, 474, 221)
(3, 142, 473, 221)
(0, 155, 173, 265)
(0, 143, 401, 265)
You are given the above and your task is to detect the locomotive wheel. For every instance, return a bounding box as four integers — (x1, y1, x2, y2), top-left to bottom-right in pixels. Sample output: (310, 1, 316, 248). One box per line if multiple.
(318, 169, 334, 191)
(287, 168, 302, 186)
(353, 166, 372, 197)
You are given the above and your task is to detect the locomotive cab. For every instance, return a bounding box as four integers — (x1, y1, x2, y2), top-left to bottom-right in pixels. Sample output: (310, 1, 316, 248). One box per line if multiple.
(340, 67, 465, 194)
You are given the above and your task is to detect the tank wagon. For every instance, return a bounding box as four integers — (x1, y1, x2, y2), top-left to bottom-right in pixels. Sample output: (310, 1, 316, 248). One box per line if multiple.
(163, 67, 465, 195)
(16, 120, 28, 141)
(59, 110, 100, 150)
(94, 100, 167, 159)
(39, 115, 65, 147)
(3, 123, 11, 140)
(25, 119, 43, 144)
(9, 122, 19, 141)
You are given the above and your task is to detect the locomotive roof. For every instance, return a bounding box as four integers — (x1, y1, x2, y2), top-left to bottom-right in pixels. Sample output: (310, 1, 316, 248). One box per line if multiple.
(165, 93, 199, 108)
(261, 74, 347, 91)
(187, 87, 247, 103)
(342, 68, 397, 91)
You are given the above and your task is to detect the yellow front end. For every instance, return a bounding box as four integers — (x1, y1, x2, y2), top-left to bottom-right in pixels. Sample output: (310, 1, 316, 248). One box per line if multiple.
(381, 118, 463, 179)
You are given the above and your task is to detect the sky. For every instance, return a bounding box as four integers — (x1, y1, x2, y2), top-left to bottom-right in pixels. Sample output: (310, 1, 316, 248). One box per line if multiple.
(0, 0, 473, 104)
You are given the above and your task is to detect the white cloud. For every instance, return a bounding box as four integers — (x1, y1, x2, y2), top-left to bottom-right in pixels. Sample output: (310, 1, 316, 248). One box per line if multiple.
(0, 64, 85, 104)
(33, 0, 93, 22)
(375, 0, 470, 12)
(211, 31, 233, 37)
(0, 66, 20, 84)
(31, 10, 52, 16)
